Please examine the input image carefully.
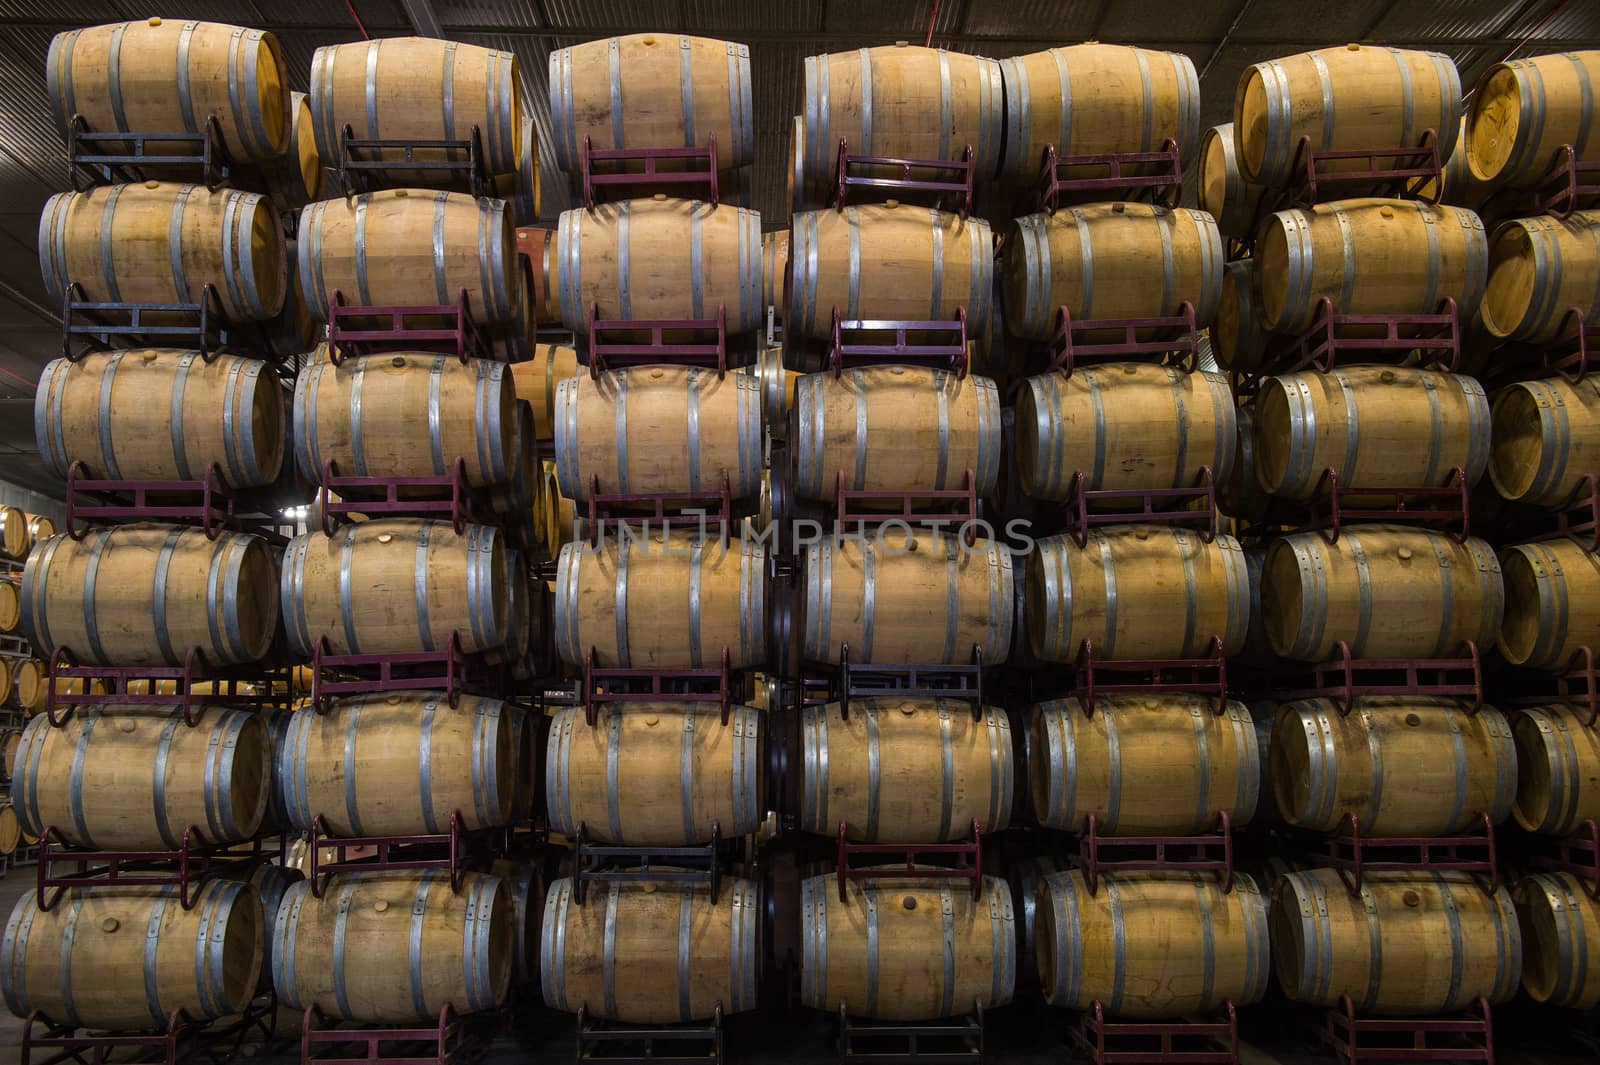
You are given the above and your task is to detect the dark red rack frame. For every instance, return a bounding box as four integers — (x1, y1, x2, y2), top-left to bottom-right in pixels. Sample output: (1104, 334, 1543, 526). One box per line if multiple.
(587, 303, 729, 375)
(35, 825, 278, 912)
(45, 645, 287, 727)
(572, 821, 724, 905)
(835, 819, 984, 903)
(1072, 636, 1229, 719)
(1073, 812, 1235, 896)
(1059, 467, 1218, 548)
(302, 1002, 484, 1065)
(305, 810, 508, 898)
(832, 469, 981, 546)
(65, 460, 292, 544)
(1276, 641, 1484, 715)
(1033, 140, 1184, 213)
(22, 992, 276, 1065)
(582, 646, 735, 728)
(833, 138, 976, 217)
(1324, 994, 1493, 1065)
(1045, 303, 1200, 379)
(1320, 811, 1499, 897)
(829, 307, 971, 377)
(582, 135, 721, 208)
(1303, 466, 1471, 544)
(584, 473, 733, 548)
(1070, 999, 1239, 1065)
(326, 289, 492, 365)
(317, 458, 483, 536)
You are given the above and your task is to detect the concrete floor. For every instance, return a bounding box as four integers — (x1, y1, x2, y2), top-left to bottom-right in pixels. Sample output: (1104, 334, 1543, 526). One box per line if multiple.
(0, 862, 1595, 1065)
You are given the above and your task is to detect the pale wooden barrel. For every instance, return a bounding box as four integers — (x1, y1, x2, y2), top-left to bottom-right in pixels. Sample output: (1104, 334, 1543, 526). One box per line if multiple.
(0, 880, 262, 1030)
(10, 660, 44, 714)
(764, 230, 788, 319)
(254, 91, 322, 212)
(47, 18, 290, 163)
(757, 346, 797, 435)
(546, 702, 763, 845)
(1222, 407, 1273, 526)
(36, 349, 285, 488)
(24, 516, 55, 552)
(1482, 211, 1600, 342)
(804, 532, 1014, 666)
(801, 44, 1003, 187)
(1003, 204, 1223, 340)
(298, 190, 516, 326)
(517, 227, 561, 325)
(1030, 696, 1259, 835)
(1039, 870, 1270, 1017)
(788, 114, 821, 214)
(0, 805, 17, 855)
(1235, 45, 1461, 187)
(1253, 365, 1490, 499)
(0, 582, 19, 635)
(223, 863, 301, 993)
(0, 668, 11, 714)
(554, 366, 763, 501)
(260, 237, 321, 360)
(23, 525, 277, 667)
(310, 37, 520, 177)
(557, 198, 763, 334)
(1428, 116, 1495, 209)
(1490, 375, 1600, 505)
(1271, 869, 1520, 1014)
(1017, 364, 1235, 500)
(12, 706, 268, 850)
(543, 874, 759, 1022)
(1515, 872, 1600, 1009)
(0, 506, 25, 559)
(801, 871, 1013, 1020)
(1027, 527, 1249, 663)
(998, 43, 1200, 183)
(39, 182, 286, 322)
(492, 116, 540, 226)
(274, 869, 510, 1022)
(277, 692, 514, 836)
(1261, 526, 1503, 662)
(793, 366, 1002, 500)
(1500, 539, 1600, 669)
(1512, 703, 1600, 836)
(282, 518, 509, 657)
(1199, 123, 1265, 239)
(543, 460, 577, 553)
(490, 859, 542, 985)
(509, 343, 580, 441)
(789, 205, 993, 342)
(1255, 199, 1487, 334)
(549, 34, 753, 173)
(293, 353, 514, 488)
(1466, 52, 1600, 187)
(556, 532, 765, 669)
(801, 699, 1013, 842)
(1269, 698, 1515, 836)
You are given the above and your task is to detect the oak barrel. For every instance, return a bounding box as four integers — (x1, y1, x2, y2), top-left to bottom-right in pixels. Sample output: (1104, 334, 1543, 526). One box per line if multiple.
(1038, 870, 1270, 1017)
(281, 518, 508, 657)
(1514, 872, 1600, 1008)
(1500, 538, 1600, 669)
(252, 91, 322, 212)
(1199, 122, 1265, 239)
(273, 869, 510, 1021)
(1481, 211, 1600, 341)
(517, 227, 560, 325)
(1027, 527, 1250, 663)
(801, 699, 1014, 842)
(1029, 696, 1259, 836)
(22, 524, 277, 666)
(1428, 115, 1495, 209)
(0, 667, 11, 713)
(0, 583, 18, 635)
(0, 805, 17, 855)
(1511, 703, 1600, 836)
(25, 516, 55, 550)
(1271, 869, 1521, 1014)
(1490, 374, 1600, 505)
(0, 507, 25, 559)
(1466, 52, 1600, 187)
(47, 18, 289, 163)
(494, 116, 540, 226)
(223, 862, 300, 992)
(764, 230, 788, 319)
(508, 343, 580, 441)
(9, 660, 44, 714)
(36, 349, 285, 488)
(39, 181, 286, 322)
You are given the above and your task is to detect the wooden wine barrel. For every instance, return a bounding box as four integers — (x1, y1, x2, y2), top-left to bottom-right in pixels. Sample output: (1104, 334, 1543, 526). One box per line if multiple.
(1466, 52, 1600, 187)
(1255, 199, 1487, 334)
(543, 874, 759, 1022)
(1490, 375, 1600, 505)
(1027, 527, 1249, 663)
(1500, 539, 1600, 669)
(1271, 868, 1521, 1013)
(757, 345, 797, 437)
(282, 518, 509, 657)
(0, 804, 18, 855)
(23, 525, 277, 667)
(0, 880, 262, 1030)
(543, 461, 577, 553)
(298, 190, 516, 326)
(253, 91, 321, 212)
(0, 506, 25, 559)
(789, 204, 992, 342)
(1512, 703, 1600, 836)
(1038, 870, 1271, 1017)
(508, 343, 580, 442)
(24, 516, 55, 552)
(1253, 365, 1490, 499)
(803, 532, 1014, 665)
(0, 673, 12, 723)
(0, 582, 18, 635)
(36, 349, 286, 488)
(1427, 116, 1495, 209)
(490, 858, 542, 985)
(517, 227, 560, 325)
(220, 862, 300, 992)
(1269, 697, 1516, 836)
(310, 38, 519, 177)
(1016, 363, 1235, 500)
(492, 116, 539, 226)
(553, 366, 763, 501)
(1002, 203, 1223, 340)
(556, 198, 763, 334)
(801, 699, 1013, 842)
(39, 182, 287, 322)
(1222, 410, 1273, 526)
(1261, 526, 1503, 662)
(293, 353, 514, 488)
(1514, 872, 1600, 1008)
(764, 230, 788, 319)
(801, 871, 1013, 1020)
(793, 366, 1002, 501)
(47, 18, 290, 163)
(11, 706, 268, 850)
(1030, 696, 1260, 835)
(546, 702, 763, 844)
(258, 237, 320, 361)
(1199, 123, 1265, 239)
(274, 869, 510, 1021)
(549, 34, 753, 173)
(1235, 45, 1462, 187)
(1481, 211, 1600, 342)
(800, 44, 1003, 188)
(555, 532, 766, 669)
(277, 692, 514, 836)
(788, 114, 821, 214)
(10, 660, 43, 714)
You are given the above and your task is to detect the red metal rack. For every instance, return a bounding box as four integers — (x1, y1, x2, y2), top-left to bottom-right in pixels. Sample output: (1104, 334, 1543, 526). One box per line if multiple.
(832, 138, 976, 217)
(22, 992, 277, 1065)
(572, 822, 724, 905)
(587, 304, 729, 375)
(34, 825, 277, 912)
(832, 642, 986, 724)
(1320, 811, 1499, 897)
(1059, 467, 1218, 548)
(337, 123, 491, 199)
(835, 819, 984, 903)
(1540, 306, 1600, 381)
(64, 460, 292, 544)
(832, 470, 982, 546)
(582, 646, 734, 728)
(1234, 298, 1461, 400)
(1072, 636, 1229, 719)
(1033, 141, 1184, 213)
(1529, 143, 1600, 220)
(326, 289, 493, 364)
(1324, 994, 1494, 1065)
(305, 810, 508, 898)
(302, 1003, 486, 1065)
(1507, 645, 1600, 726)
(584, 473, 734, 548)
(1302, 466, 1472, 544)
(1045, 303, 1200, 379)
(1276, 640, 1485, 715)
(1073, 812, 1235, 896)
(317, 458, 484, 536)
(580, 1003, 724, 1065)
(1070, 999, 1240, 1065)
(828, 307, 971, 377)
(61, 280, 235, 361)
(309, 632, 505, 712)
(65, 113, 235, 191)
(44, 645, 287, 727)
(838, 1002, 983, 1065)
(1286, 129, 1443, 208)
(1532, 819, 1600, 899)
(582, 135, 721, 208)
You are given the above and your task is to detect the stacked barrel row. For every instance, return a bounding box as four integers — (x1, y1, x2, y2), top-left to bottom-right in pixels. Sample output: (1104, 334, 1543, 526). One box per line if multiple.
(0, 504, 55, 859)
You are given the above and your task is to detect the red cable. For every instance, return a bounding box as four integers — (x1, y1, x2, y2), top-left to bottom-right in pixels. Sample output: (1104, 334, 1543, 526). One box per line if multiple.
(1465, 0, 1570, 98)
(0, 365, 36, 392)
(342, 0, 371, 40)
(924, 0, 942, 47)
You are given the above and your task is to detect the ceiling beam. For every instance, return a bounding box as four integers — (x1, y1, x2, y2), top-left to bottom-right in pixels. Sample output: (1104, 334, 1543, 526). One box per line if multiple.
(400, 0, 444, 39)
(1199, 0, 1255, 81)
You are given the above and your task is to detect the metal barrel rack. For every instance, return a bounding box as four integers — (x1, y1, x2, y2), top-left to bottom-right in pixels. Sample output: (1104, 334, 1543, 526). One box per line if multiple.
(326, 288, 494, 364)
(21, 992, 279, 1065)
(336, 123, 492, 198)
(587, 303, 730, 375)
(63, 459, 293, 544)
(582, 646, 734, 728)
(1518, 142, 1600, 221)
(1317, 810, 1499, 897)
(302, 1003, 488, 1065)
(1069, 636, 1229, 719)
(1272, 640, 1485, 716)
(44, 644, 289, 727)
(1505, 644, 1600, 726)
(1323, 994, 1495, 1065)
(1031, 140, 1184, 214)
(65, 112, 237, 191)
(34, 825, 281, 913)
(832, 137, 976, 217)
(60, 280, 246, 363)
(1530, 819, 1600, 899)
(581, 134, 722, 208)
(583, 472, 735, 548)
(303, 811, 509, 899)
(577, 1003, 726, 1065)
(1044, 303, 1200, 379)
(316, 458, 486, 536)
